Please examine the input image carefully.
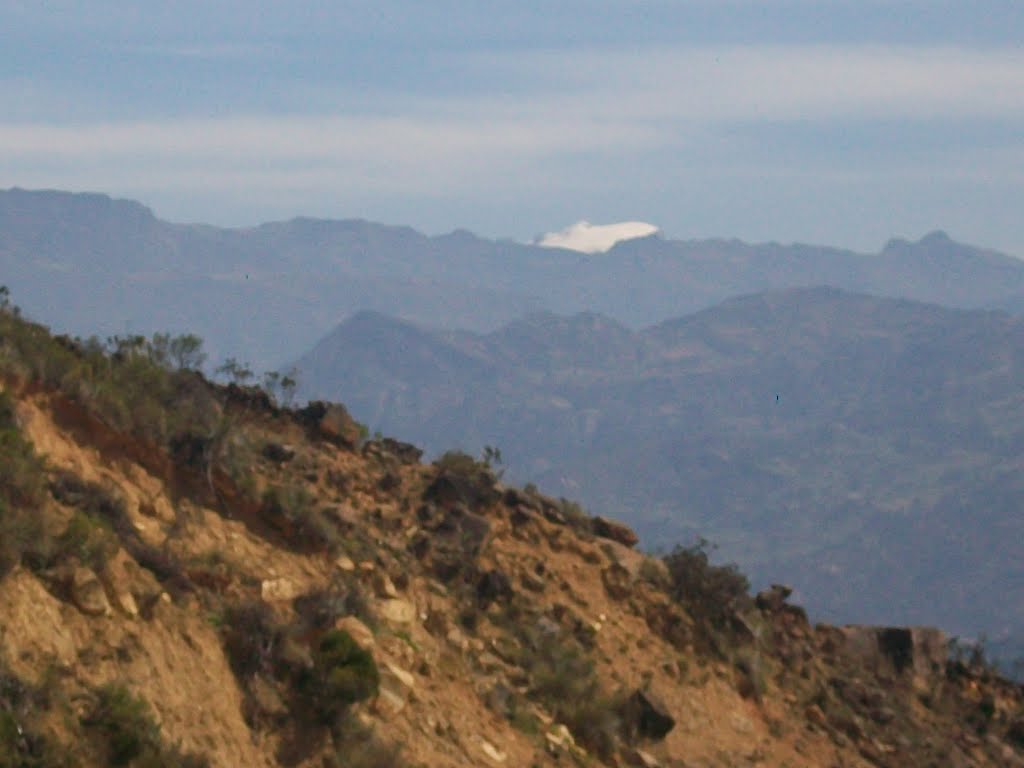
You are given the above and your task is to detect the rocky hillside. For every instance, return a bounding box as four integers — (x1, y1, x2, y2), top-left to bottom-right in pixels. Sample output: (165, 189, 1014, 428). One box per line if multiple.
(1, 295, 1024, 767)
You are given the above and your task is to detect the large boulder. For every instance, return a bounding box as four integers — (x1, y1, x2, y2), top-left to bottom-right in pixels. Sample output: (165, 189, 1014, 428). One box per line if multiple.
(839, 625, 947, 679)
(70, 567, 112, 616)
(592, 516, 639, 548)
(298, 401, 363, 449)
(620, 689, 675, 741)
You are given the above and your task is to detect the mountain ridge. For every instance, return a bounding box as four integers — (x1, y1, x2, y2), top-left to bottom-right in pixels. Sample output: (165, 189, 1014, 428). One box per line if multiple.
(4, 187, 1024, 373)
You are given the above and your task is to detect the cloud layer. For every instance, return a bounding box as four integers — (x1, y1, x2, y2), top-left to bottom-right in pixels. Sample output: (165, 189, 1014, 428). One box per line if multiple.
(1, 42, 1023, 251)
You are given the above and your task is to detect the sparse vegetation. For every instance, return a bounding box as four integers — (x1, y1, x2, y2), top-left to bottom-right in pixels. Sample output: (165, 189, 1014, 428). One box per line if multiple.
(513, 623, 621, 759)
(0, 389, 50, 576)
(0, 661, 70, 768)
(663, 538, 751, 645)
(0, 292, 220, 448)
(299, 629, 380, 726)
(82, 684, 209, 767)
(428, 450, 500, 509)
(260, 483, 340, 552)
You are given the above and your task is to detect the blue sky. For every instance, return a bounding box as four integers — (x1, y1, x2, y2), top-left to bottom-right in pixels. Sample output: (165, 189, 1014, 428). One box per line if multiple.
(2, 1, 1023, 254)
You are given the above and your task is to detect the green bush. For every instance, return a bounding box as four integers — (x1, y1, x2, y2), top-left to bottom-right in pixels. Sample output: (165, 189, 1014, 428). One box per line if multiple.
(300, 629, 380, 725)
(663, 539, 750, 636)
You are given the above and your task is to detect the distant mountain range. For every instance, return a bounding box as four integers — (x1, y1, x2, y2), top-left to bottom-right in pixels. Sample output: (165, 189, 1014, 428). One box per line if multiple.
(7, 187, 1024, 642)
(295, 288, 1024, 641)
(3, 187, 1024, 371)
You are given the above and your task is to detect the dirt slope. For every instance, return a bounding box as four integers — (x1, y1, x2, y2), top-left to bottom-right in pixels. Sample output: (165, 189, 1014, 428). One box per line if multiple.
(1, 372, 1023, 768)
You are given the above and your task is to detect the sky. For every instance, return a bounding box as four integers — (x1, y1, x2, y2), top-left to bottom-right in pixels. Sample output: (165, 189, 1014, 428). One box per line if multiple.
(2, 1, 1023, 255)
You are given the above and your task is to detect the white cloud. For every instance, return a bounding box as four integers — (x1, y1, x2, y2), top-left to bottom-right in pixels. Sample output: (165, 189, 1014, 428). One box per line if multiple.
(538, 221, 660, 253)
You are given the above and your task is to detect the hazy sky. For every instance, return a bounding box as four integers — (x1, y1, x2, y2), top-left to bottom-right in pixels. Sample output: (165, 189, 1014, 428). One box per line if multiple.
(2, 1, 1023, 254)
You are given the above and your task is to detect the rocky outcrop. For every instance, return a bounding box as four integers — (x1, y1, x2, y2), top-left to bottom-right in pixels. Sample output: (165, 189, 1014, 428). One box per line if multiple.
(592, 516, 639, 548)
(620, 689, 676, 741)
(839, 625, 947, 680)
(297, 401, 363, 448)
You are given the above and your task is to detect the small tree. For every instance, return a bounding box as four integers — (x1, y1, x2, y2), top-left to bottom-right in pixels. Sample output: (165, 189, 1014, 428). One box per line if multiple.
(170, 334, 207, 371)
(216, 357, 253, 385)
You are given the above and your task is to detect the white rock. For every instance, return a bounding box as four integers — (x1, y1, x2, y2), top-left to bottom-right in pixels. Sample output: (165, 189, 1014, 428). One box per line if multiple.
(481, 739, 507, 763)
(378, 598, 416, 625)
(260, 577, 302, 602)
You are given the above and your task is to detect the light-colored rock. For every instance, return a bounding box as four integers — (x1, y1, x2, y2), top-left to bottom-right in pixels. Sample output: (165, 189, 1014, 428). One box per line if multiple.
(101, 548, 143, 617)
(375, 661, 416, 717)
(546, 724, 576, 750)
(481, 739, 507, 763)
(335, 616, 375, 649)
(446, 627, 468, 650)
(624, 748, 661, 768)
(71, 567, 112, 616)
(260, 577, 302, 602)
(372, 572, 399, 599)
(378, 598, 416, 625)
(375, 687, 407, 716)
(382, 661, 416, 690)
(335, 555, 356, 572)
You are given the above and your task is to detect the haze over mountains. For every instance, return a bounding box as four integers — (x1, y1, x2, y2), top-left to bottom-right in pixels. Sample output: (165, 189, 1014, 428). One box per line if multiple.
(4, 187, 1024, 371)
(6, 187, 1024, 646)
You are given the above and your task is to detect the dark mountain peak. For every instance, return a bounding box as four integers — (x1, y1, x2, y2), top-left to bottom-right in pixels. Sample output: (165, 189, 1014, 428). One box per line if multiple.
(883, 230, 969, 257)
(920, 229, 952, 245)
(0, 187, 156, 225)
(434, 228, 484, 245)
(257, 216, 422, 242)
(334, 309, 427, 337)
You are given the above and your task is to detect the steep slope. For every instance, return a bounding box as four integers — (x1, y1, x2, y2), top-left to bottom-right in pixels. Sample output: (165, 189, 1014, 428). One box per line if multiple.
(2, 295, 1023, 767)
(4, 188, 1024, 371)
(295, 288, 1024, 640)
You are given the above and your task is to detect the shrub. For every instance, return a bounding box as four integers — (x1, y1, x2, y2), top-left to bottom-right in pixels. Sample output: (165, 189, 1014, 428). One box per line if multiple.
(0, 390, 50, 576)
(426, 451, 500, 510)
(261, 484, 339, 552)
(516, 628, 620, 759)
(0, 663, 70, 768)
(294, 579, 376, 632)
(299, 630, 380, 725)
(663, 539, 750, 637)
(222, 601, 283, 681)
(0, 294, 219, 452)
(327, 719, 405, 768)
(55, 511, 118, 571)
(82, 684, 208, 767)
